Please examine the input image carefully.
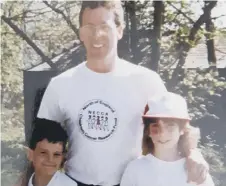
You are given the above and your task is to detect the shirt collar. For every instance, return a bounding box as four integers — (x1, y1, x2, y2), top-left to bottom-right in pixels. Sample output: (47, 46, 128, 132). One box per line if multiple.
(28, 172, 58, 186)
(28, 173, 34, 186)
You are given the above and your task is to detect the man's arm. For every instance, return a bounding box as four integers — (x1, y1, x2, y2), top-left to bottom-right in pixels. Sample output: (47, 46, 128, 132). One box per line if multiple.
(186, 149, 210, 184)
(37, 78, 64, 122)
(146, 71, 167, 99)
(197, 173, 215, 186)
(183, 124, 209, 184)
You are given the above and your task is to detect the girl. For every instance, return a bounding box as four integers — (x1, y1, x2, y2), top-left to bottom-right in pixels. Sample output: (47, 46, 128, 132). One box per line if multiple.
(121, 92, 214, 186)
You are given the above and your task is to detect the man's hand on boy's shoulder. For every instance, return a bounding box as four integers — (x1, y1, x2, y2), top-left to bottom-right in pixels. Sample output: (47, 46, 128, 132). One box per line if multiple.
(185, 149, 209, 184)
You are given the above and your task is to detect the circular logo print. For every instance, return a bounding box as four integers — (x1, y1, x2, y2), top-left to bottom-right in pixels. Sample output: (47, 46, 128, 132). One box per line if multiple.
(78, 99, 118, 141)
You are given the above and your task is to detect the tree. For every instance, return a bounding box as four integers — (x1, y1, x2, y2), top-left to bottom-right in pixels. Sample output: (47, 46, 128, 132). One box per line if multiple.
(128, 1, 139, 63)
(204, 1, 217, 67)
(1, 15, 57, 70)
(1, 2, 24, 108)
(150, 1, 164, 72)
(167, 1, 218, 90)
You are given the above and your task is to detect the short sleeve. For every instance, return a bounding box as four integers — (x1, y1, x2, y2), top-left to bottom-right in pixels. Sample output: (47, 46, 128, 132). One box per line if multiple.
(37, 78, 65, 123)
(145, 70, 167, 99)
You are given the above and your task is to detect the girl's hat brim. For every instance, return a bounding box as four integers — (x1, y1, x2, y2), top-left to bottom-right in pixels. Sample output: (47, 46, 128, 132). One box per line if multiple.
(142, 115, 191, 121)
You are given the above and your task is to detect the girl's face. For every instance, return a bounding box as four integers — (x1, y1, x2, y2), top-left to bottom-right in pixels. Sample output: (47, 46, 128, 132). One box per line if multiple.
(28, 139, 64, 176)
(148, 118, 184, 149)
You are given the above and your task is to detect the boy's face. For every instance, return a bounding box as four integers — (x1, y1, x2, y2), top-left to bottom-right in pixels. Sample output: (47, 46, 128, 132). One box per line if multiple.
(79, 7, 123, 61)
(28, 139, 64, 176)
(148, 118, 184, 149)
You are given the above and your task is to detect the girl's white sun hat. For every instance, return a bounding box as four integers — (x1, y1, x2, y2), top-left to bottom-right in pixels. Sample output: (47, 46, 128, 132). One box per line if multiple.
(143, 92, 191, 121)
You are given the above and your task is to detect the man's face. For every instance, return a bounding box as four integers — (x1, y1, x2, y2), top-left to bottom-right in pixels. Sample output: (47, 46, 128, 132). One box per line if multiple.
(28, 139, 64, 176)
(79, 7, 123, 60)
(149, 118, 184, 149)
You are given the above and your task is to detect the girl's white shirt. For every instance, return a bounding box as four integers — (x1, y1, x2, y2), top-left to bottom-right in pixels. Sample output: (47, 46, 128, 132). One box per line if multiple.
(120, 153, 215, 186)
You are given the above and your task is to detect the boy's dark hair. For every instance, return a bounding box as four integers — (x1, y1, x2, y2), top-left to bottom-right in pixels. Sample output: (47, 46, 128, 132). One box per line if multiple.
(79, 1, 124, 27)
(29, 118, 68, 153)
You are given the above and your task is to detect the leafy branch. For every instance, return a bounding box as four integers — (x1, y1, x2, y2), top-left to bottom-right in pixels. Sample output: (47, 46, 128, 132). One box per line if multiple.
(43, 1, 79, 37)
(1, 15, 58, 70)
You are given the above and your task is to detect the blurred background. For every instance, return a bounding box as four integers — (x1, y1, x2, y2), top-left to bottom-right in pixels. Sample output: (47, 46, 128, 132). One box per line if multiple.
(1, 1, 226, 186)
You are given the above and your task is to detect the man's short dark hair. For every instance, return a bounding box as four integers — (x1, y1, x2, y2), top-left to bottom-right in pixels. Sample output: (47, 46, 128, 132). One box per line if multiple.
(29, 118, 68, 153)
(79, 1, 124, 27)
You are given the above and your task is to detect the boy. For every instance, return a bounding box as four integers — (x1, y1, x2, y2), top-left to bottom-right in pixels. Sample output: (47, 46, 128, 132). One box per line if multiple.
(26, 119, 77, 186)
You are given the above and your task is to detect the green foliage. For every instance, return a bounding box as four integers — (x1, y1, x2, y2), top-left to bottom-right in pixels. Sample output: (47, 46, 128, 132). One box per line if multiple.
(166, 68, 226, 186)
(1, 3, 25, 185)
(170, 69, 226, 120)
(22, 1, 80, 68)
(201, 143, 226, 186)
(1, 2, 23, 107)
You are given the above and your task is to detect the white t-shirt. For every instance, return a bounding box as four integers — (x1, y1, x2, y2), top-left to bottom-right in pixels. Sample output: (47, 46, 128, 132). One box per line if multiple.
(121, 154, 215, 186)
(37, 59, 166, 185)
(28, 171, 77, 186)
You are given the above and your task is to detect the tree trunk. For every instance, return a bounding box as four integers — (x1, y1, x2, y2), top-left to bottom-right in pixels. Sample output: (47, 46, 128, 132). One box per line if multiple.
(118, 1, 131, 60)
(128, 1, 139, 63)
(150, 1, 164, 72)
(125, 1, 130, 50)
(205, 1, 217, 67)
(167, 1, 217, 90)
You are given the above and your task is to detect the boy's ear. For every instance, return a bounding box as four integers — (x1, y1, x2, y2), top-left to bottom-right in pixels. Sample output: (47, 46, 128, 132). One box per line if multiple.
(26, 147, 34, 162)
(60, 153, 66, 168)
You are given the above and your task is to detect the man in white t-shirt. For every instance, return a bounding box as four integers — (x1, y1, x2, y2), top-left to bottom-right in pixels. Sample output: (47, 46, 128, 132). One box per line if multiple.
(37, 1, 209, 186)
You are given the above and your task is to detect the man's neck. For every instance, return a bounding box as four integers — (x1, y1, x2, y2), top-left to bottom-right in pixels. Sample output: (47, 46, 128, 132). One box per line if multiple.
(33, 172, 54, 186)
(86, 55, 118, 73)
(153, 145, 182, 162)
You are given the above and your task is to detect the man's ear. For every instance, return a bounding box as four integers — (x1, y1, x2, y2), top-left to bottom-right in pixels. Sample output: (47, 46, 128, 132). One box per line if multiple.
(117, 25, 124, 40)
(79, 28, 84, 42)
(26, 147, 34, 162)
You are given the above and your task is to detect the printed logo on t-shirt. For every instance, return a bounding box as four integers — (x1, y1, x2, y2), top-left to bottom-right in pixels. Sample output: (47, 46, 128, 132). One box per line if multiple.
(78, 99, 118, 141)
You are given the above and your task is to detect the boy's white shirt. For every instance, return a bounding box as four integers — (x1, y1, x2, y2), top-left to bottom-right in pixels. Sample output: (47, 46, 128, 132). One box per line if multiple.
(120, 153, 215, 186)
(28, 171, 77, 186)
(37, 59, 167, 185)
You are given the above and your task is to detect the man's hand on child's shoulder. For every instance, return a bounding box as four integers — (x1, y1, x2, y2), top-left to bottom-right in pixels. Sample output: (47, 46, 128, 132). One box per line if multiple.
(185, 149, 209, 184)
